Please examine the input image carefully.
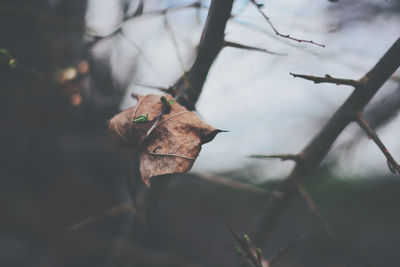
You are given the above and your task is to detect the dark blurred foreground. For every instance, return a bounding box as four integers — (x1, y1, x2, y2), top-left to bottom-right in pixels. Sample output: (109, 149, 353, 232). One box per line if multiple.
(1, 0, 400, 266)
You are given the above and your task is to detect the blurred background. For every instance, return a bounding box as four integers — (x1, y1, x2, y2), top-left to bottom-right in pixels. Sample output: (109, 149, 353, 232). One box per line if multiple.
(0, 0, 399, 266)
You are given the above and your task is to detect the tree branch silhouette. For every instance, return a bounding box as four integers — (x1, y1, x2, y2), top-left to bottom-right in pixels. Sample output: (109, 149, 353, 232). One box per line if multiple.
(171, 0, 234, 110)
(251, 37, 400, 247)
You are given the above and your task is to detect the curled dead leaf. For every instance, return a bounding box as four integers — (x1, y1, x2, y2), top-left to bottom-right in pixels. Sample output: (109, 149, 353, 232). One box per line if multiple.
(107, 94, 223, 187)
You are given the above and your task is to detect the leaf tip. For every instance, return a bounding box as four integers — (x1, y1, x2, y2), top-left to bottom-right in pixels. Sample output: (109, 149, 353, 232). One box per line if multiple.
(142, 177, 151, 188)
(201, 129, 226, 144)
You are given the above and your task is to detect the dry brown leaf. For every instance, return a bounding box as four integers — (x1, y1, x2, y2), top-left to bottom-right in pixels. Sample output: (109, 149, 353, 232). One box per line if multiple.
(107, 94, 223, 187)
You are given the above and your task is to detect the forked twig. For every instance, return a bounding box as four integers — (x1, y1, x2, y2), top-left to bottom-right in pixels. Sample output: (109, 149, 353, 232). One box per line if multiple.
(249, 0, 325, 47)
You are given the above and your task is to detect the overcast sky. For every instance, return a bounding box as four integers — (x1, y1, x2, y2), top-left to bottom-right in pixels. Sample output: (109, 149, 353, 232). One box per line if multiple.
(85, 0, 400, 180)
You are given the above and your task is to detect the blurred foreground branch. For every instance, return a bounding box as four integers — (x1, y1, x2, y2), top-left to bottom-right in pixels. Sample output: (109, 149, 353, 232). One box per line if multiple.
(227, 222, 305, 267)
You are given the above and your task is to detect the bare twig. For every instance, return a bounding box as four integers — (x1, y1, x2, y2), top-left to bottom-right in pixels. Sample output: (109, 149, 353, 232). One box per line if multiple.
(67, 202, 135, 231)
(85, 2, 202, 50)
(249, 154, 302, 162)
(193, 172, 272, 195)
(133, 81, 173, 93)
(353, 111, 400, 174)
(298, 186, 334, 237)
(163, 14, 186, 72)
(249, 0, 325, 47)
(290, 72, 362, 88)
(118, 31, 161, 77)
(224, 41, 285, 55)
(251, 37, 400, 247)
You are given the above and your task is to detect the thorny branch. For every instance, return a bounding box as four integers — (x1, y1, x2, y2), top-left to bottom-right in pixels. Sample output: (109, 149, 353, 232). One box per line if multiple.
(353, 111, 400, 174)
(251, 37, 400, 247)
(290, 73, 362, 88)
(249, 0, 325, 47)
(250, 154, 333, 236)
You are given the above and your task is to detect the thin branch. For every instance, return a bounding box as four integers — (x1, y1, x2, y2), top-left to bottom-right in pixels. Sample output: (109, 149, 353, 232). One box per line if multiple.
(249, 0, 325, 47)
(67, 202, 135, 231)
(133, 81, 173, 93)
(118, 31, 162, 77)
(193, 172, 273, 195)
(224, 41, 285, 56)
(249, 153, 302, 162)
(251, 37, 400, 247)
(353, 111, 400, 174)
(290, 72, 362, 88)
(298, 186, 334, 237)
(226, 222, 264, 267)
(142, 1, 202, 17)
(267, 234, 307, 265)
(231, 17, 323, 57)
(85, 2, 202, 50)
(163, 14, 186, 72)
